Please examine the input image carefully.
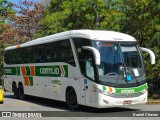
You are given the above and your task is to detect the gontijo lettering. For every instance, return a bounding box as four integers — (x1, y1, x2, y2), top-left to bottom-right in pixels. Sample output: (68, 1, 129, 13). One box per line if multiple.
(40, 68, 59, 75)
(121, 89, 135, 93)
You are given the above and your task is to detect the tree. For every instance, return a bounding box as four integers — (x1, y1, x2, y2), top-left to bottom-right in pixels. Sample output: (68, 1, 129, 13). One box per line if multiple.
(0, 0, 16, 77)
(0, 0, 44, 76)
(121, 0, 160, 80)
(0, 0, 15, 43)
(10, 0, 44, 42)
(35, 0, 124, 37)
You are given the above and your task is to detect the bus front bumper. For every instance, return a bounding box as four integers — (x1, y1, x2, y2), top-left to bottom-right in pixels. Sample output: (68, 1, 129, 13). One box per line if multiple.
(96, 92, 147, 108)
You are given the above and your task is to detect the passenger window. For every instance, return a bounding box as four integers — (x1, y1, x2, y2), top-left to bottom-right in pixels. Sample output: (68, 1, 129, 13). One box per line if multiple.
(51, 40, 75, 66)
(35, 45, 45, 63)
(45, 46, 52, 62)
(4, 40, 75, 66)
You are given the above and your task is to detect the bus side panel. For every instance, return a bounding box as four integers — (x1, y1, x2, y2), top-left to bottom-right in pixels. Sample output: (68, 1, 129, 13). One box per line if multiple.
(61, 65, 82, 104)
(4, 75, 20, 92)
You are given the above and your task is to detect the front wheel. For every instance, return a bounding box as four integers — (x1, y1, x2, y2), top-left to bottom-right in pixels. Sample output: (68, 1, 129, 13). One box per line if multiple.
(66, 89, 79, 110)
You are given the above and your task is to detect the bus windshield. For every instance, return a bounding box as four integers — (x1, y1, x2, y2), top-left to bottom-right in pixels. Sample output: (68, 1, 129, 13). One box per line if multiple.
(93, 41, 145, 87)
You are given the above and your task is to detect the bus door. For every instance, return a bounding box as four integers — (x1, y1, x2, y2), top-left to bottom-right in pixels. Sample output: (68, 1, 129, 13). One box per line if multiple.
(79, 53, 97, 107)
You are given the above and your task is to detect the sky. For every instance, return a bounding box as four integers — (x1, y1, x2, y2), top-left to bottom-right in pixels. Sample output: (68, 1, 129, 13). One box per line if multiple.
(8, 0, 40, 4)
(7, 0, 52, 4)
(7, 0, 50, 7)
(6, 0, 41, 16)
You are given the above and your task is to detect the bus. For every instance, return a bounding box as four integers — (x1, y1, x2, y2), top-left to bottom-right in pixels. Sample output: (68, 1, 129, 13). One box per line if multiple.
(3, 30, 155, 109)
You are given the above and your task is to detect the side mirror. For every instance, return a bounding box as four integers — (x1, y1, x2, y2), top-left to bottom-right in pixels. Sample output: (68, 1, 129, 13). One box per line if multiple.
(140, 47, 155, 65)
(82, 46, 100, 65)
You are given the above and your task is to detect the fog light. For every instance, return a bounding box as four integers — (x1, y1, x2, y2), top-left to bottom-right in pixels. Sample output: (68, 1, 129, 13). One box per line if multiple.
(103, 100, 109, 104)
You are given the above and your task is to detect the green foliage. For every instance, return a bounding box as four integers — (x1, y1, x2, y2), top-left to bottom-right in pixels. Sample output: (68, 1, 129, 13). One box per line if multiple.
(35, 0, 160, 81)
(121, 0, 160, 81)
(35, 0, 124, 37)
(0, 0, 15, 76)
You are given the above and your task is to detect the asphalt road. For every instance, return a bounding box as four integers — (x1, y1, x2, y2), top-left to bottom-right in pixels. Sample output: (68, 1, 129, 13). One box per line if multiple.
(0, 91, 160, 120)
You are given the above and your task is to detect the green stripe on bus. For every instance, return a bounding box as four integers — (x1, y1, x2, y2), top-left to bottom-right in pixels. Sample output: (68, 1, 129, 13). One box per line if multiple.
(25, 66, 30, 76)
(16, 67, 20, 75)
(29, 77, 33, 86)
(63, 65, 68, 77)
(4, 65, 68, 77)
(115, 83, 148, 94)
(4, 67, 17, 75)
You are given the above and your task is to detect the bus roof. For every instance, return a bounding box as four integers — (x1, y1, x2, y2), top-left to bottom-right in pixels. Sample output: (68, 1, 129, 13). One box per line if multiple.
(5, 30, 136, 50)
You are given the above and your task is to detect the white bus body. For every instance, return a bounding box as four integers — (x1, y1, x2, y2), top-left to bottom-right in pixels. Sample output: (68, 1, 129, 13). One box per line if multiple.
(3, 30, 155, 109)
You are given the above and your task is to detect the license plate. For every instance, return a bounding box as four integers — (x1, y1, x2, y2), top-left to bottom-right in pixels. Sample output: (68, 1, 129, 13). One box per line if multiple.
(123, 100, 132, 105)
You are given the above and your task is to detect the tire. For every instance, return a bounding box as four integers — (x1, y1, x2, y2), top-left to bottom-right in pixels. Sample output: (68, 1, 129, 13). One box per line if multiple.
(12, 83, 19, 98)
(18, 84, 25, 100)
(0, 101, 4, 104)
(66, 88, 79, 110)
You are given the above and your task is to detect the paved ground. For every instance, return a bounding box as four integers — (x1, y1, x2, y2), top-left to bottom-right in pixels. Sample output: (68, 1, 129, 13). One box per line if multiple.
(0, 92, 160, 120)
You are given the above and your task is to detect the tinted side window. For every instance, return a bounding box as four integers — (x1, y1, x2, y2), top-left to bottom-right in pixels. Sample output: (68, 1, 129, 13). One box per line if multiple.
(19, 47, 34, 64)
(51, 40, 75, 66)
(35, 44, 45, 63)
(45, 44, 53, 62)
(4, 47, 34, 64)
(4, 39, 75, 66)
(4, 50, 11, 64)
(11, 49, 20, 64)
(60, 40, 75, 65)
(73, 38, 92, 54)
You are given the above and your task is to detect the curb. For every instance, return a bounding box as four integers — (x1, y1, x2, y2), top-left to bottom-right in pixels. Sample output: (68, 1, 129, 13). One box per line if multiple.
(147, 101, 160, 104)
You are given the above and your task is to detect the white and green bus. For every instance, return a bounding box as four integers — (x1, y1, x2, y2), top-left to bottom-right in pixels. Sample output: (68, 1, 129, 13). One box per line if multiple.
(3, 30, 155, 109)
